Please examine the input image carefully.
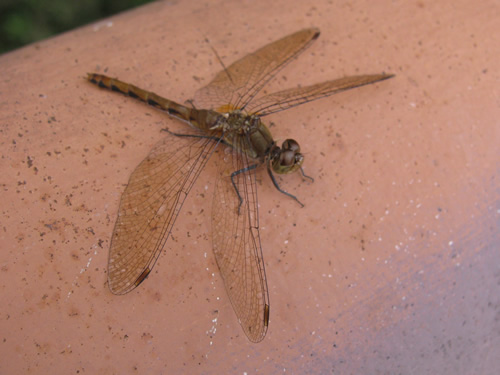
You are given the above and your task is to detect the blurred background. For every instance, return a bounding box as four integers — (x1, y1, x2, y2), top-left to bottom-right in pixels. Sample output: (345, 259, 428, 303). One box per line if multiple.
(0, 0, 155, 54)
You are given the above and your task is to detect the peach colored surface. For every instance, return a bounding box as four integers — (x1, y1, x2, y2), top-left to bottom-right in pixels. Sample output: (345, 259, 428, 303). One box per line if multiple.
(1, 0, 498, 373)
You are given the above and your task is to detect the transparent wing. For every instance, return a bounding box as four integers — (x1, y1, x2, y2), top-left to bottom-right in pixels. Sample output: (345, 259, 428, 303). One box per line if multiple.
(193, 28, 320, 112)
(247, 74, 395, 116)
(107, 130, 219, 294)
(211, 138, 270, 342)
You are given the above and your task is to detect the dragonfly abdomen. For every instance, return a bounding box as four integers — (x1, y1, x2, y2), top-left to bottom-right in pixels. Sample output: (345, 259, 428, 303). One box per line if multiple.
(87, 73, 201, 125)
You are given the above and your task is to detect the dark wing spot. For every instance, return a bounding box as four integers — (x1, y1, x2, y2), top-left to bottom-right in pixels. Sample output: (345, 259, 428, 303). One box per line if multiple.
(134, 267, 151, 287)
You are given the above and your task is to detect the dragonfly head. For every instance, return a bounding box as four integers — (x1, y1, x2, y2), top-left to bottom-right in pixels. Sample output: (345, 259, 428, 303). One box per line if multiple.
(270, 139, 304, 174)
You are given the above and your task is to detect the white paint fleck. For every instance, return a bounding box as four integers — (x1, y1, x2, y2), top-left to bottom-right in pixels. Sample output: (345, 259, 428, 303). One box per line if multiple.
(93, 21, 113, 31)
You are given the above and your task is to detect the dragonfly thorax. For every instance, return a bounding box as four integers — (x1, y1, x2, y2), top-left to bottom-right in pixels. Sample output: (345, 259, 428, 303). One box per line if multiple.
(213, 110, 277, 160)
(219, 110, 261, 134)
(219, 111, 305, 174)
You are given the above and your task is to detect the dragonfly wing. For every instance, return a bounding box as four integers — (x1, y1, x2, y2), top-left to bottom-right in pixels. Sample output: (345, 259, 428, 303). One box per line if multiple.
(211, 143, 270, 342)
(108, 131, 219, 294)
(193, 28, 320, 112)
(247, 74, 395, 116)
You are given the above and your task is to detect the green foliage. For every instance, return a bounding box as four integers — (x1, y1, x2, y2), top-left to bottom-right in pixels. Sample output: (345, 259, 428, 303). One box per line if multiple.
(0, 0, 155, 54)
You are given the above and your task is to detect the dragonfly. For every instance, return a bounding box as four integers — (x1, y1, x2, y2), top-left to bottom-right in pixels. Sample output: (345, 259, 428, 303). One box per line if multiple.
(87, 28, 393, 342)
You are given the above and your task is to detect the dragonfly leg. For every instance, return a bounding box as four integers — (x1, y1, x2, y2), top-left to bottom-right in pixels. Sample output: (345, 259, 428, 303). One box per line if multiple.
(162, 128, 225, 144)
(300, 167, 314, 182)
(230, 164, 258, 214)
(267, 163, 305, 207)
(183, 98, 197, 109)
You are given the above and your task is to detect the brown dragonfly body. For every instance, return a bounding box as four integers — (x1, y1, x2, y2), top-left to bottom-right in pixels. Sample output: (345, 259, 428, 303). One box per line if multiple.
(87, 28, 393, 342)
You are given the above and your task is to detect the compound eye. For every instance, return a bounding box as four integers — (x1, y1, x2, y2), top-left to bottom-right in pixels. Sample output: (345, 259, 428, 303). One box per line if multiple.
(280, 150, 296, 166)
(282, 139, 300, 153)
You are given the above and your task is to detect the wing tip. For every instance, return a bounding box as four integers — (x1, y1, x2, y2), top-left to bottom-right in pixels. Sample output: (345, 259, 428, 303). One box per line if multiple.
(381, 73, 396, 80)
(304, 27, 321, 40)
